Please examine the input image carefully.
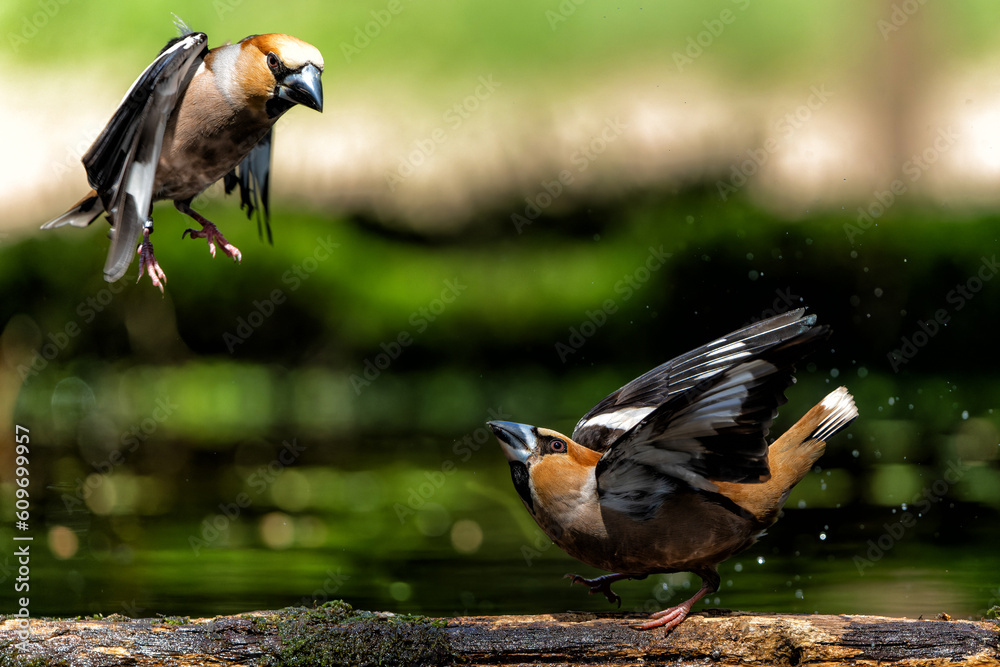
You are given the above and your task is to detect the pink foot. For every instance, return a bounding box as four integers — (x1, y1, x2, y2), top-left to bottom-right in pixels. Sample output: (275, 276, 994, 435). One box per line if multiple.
(137, 229, 166, 293)
(632, 580, 713, 632)
(182, 221, 242, 263)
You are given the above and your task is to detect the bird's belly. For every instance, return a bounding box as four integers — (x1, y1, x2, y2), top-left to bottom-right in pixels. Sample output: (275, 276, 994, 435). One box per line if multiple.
(537, 496, 758, 575)
(154, 123, 270, 202)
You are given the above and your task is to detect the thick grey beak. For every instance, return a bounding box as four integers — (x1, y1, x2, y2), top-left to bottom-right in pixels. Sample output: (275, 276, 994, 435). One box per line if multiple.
(278, 63, 323, 112)
(487, 421, 537, 464)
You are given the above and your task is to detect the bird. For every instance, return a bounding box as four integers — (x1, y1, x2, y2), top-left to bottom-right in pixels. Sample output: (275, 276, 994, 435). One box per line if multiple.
(41, 22, 324, 292)
(488, 308, 858, 632)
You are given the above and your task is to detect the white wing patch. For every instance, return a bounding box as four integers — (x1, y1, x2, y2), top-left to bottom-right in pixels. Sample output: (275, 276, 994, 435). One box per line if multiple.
(576, 406, 655, 433)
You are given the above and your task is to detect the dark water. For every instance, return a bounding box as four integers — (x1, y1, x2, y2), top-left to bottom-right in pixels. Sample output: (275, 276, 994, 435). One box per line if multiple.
(3, 196, 1000, 621)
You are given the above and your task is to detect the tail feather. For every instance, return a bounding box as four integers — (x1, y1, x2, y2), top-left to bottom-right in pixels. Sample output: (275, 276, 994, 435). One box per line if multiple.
(716, 386, 858, 526)
(41, 191, 105, 229)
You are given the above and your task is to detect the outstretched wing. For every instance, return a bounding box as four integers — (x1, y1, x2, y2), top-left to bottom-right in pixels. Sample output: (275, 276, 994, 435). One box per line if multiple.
(224, 129, 273, 244)
(591, 311, 828, 521)
(572, 309, 819, 452)
(81, 32, 208, 282)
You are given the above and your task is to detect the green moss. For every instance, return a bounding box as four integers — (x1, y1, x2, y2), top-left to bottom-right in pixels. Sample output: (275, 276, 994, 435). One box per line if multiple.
(0, 642, 68, 667)
(158, 617, 191, 626)
(262, 601, 454, 667)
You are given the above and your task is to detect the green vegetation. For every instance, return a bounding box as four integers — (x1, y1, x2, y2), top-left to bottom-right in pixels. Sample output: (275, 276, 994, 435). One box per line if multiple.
(263, 602, 453, 667)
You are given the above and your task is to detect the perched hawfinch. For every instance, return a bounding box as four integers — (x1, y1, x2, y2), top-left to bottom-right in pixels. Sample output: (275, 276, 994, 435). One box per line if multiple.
(489, 308, 858, 632)
(41, 23, 324, 292)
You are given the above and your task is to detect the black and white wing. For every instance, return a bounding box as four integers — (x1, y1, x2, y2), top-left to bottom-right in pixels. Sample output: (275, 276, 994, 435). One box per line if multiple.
(572, 309, 819, 451)
(81, 32, 208, 282)
(591, 311, 828, 521)
(224, 129, 273, 244)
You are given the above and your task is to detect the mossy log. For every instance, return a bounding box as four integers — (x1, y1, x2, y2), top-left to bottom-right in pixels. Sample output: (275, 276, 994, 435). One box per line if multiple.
(2, 603, 998, 666)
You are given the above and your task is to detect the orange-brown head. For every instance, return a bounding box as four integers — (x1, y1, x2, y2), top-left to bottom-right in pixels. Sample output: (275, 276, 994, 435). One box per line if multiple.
(229, 33, 324, 117)
(488, 421, 602, 516)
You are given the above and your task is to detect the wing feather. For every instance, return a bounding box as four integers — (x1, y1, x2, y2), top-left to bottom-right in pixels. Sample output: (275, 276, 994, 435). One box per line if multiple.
(591, 311, 828, 521)
(224, 129, 273, 243)
(81, 32, 208, 282)
(572, 309, 817, 451)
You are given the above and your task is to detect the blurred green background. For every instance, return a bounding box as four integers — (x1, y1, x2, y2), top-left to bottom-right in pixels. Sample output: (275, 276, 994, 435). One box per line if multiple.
(1, 1, 999, 622)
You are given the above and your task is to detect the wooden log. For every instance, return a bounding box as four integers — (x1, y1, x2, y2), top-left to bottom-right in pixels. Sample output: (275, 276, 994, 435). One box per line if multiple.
(1, 604, 998, 666)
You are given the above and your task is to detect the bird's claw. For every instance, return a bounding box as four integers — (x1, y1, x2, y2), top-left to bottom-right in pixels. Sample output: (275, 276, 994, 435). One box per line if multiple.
(182, 222, 242, 263)
(631, 604, 689, 632)
(136, 232, 166, 293)
(565, 573, 622, 608)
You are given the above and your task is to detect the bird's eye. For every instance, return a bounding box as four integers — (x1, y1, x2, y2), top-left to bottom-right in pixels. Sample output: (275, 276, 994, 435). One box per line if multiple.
(267, 53, 280, 70)
(549, 439, 567, 453)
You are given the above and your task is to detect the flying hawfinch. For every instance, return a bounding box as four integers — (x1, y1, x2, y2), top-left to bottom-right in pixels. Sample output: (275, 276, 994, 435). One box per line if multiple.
(489, 308, 858, 632)
(41, 24, 324, 292)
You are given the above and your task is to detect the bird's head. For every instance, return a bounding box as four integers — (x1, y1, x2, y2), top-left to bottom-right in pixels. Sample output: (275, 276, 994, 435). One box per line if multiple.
(240, 34, 324, 117)
(487, 421, 601, 515)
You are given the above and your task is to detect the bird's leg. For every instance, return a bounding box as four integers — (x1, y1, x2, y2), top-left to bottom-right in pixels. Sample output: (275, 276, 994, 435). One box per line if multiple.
(633, 570, 719, 632)
(136, 218, 167, 293)
(176, 201, 242, 263)
(564, 572, 646, 608)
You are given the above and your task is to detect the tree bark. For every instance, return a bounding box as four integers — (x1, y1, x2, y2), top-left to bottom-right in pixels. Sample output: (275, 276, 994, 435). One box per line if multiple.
(2, 607, 998, 666)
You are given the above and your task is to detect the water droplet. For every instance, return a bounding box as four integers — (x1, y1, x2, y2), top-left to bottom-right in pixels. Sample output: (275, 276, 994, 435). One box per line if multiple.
(795, 589, 804, 599)
(748, 270, 759, 281)
(757, 556, 766, 565)
(962, 410, 969, 420)
(888, 397, 895, 406)
(851, 449, 860, 458)
(830, 368, 840, 378)
(874, 288, 883, 297)
(819, 532, 827, 541)
(734, 563, 743, 572)
(857, 367, 868, 378)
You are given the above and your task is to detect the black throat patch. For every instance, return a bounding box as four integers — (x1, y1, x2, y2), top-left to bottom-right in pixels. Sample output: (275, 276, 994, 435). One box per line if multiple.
(509, 462, 533, 513)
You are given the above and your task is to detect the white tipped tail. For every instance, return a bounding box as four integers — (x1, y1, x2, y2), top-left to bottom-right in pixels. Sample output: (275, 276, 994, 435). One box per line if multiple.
(811, 386, 858, 442)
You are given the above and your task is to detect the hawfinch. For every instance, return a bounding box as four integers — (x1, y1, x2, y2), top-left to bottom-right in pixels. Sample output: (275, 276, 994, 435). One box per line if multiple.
(41, 24, 324, 292)
(489, 308, 857, 632)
